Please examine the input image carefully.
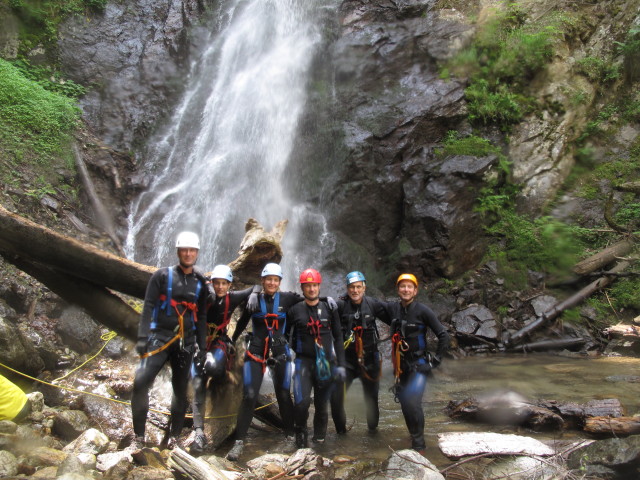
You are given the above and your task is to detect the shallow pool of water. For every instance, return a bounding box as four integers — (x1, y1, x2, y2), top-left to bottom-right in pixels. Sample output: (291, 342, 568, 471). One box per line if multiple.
(234, 353, 640, 466)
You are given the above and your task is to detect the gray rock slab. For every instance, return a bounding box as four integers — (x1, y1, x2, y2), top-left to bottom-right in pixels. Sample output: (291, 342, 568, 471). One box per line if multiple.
(438, 432, 555, 458)
(385, 449, 444, 480)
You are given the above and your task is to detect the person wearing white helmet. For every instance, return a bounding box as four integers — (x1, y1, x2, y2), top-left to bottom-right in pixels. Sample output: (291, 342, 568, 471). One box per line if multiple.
(130, 231, 208, 451)
(189, 264, 259, 454)
(225, 262, 303, 461)
(330, 271, 391, 436)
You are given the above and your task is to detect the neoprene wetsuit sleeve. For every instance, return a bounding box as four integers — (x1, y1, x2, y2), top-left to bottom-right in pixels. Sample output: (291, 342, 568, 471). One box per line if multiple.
(138, 268, 165, 339)
(231, 308, 251, 344)
(422, 304, 449, 359)
(371, 297, 392, 325)
(330, 304, 346, 367)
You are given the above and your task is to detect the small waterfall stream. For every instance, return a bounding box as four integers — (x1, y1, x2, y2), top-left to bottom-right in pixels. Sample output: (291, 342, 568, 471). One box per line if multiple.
(125, 0, 335, 284)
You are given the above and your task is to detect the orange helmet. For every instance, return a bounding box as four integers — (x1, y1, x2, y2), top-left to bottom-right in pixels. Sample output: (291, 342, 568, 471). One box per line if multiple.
(300, 268, 322, 284)
(396, 273, 418, 287)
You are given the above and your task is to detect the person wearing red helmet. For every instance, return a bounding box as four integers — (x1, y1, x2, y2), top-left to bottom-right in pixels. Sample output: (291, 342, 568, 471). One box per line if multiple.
(287, 268, 347, 448)
(386, 273, 449, 453)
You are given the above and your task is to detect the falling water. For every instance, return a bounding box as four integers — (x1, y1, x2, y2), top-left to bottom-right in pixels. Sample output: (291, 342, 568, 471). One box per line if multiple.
(125, 0, 334, 285)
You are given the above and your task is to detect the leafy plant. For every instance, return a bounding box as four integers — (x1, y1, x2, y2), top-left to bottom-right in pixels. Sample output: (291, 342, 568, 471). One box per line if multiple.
(0, 58, 79, 165)
(575, 56, 621, 83)
(436, 131, 501, 157)
(10, 59, 86, 98)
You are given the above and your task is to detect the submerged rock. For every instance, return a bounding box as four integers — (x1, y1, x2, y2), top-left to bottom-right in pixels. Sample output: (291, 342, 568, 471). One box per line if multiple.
(385, 449, 444, 480)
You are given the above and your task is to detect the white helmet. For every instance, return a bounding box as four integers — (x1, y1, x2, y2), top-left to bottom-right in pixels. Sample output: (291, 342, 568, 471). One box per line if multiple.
(210, 264, 233, 283)
(175, 231, 200, 249)
(261, 263, 283, 278)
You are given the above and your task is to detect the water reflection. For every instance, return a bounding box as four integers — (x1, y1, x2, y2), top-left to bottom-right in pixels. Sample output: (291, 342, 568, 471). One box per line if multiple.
(235, 353, 640, 466)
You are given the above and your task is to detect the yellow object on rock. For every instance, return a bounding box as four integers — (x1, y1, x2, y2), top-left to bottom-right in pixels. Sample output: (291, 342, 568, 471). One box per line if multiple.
(0, 373, 28, 421)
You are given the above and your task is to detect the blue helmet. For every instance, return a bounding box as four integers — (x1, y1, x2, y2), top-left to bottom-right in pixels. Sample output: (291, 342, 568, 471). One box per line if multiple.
(346, 271, 366, 285)
(261, 263, 283, 278)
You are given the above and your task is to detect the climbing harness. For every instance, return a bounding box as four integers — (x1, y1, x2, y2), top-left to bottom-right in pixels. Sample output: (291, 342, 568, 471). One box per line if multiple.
(245, 293, 285, 373)
(307, 315, 332, 382)
(206, 294, 230, 350)
(391, 331, 409, 401)
(352, 325, 381, 382)
(141, 268, 202, 359)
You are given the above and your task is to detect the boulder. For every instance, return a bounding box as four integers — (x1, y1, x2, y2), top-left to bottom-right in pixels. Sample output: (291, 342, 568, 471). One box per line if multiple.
(23, 446, 68, 468)
(53, 409, 91, 441)
(0, 450, 18, 477)
(81, 395, 133, 444)
(0, 317, 44, 375)
(97, 450, 133, 473)
(567, 435, 640, 477)
(56, 306, 102, 354)
(0, 419, 17, 434)
(127, 465, 174, 480)
(57, 454, 87, 476)
(64, 428, 110, 455)
(482, 456, 565, 480)
(438, 432, 555, 459)
(385, 449, 444, 480)
(246, 453, 288, 479)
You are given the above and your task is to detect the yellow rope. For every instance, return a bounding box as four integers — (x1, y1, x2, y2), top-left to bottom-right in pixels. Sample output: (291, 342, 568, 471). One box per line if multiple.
(0, 361, 276, 419)
(53, 331, 118, 383)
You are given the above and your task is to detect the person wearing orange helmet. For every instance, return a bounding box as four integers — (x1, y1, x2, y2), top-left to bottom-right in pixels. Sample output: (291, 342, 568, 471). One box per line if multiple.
(287, 268, 346, 448)
(387, 273, 449, 453)
(330, 270, 391, 435)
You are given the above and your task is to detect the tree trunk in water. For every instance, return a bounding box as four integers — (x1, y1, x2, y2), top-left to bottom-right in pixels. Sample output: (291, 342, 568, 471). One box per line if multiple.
(584, 416, 640, 435)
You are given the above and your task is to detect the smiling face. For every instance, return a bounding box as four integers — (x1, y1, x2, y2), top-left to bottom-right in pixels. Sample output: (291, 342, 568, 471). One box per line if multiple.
(397, 280, 418, 306)
(261, 275, 281, 296)
(177, 247, 198, 271)
(347, 281, 365, 304)
(302, 282, 320, 304)
(212, 278, 231, 297)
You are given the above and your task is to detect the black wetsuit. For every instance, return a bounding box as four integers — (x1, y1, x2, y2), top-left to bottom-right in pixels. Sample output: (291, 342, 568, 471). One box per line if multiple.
(231, 291, 303, 439)
(386, 300, 449, 450)
(191, 286, 253, 430)
(330, 295, 390, 433)
(288, 299, 346, 442)
(132, 265, 207, 439)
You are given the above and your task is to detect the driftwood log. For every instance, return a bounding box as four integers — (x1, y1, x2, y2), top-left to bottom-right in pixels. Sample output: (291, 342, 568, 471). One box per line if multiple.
(447, 395, 623, 431)
(584, 416, 640, 435)
(506, 259, 633, 346)
(169, 447, 239, 480)
(572, 238, 635, 276)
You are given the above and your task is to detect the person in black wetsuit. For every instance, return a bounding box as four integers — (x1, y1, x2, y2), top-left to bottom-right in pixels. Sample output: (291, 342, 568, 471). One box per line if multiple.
(190, 264, 259, 454)
(386, 273, 449, 453)
(330, 270, 390, 435)
(225, 262, 301, 461)
(288, 268, 347, 448)
(131, 231, 208, 450)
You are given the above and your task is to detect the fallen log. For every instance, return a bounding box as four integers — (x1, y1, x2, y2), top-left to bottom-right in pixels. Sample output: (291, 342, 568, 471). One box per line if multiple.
(169, 447, 239, 480)
(447, 395, 623, 431)
(507, 337, 586, 353)
(584, 416, 640, 435)
(572, 238, 635, 276)
(6, 255, 139, 340)
(506, 259, 632, 346)
(0, 204, 154, 298)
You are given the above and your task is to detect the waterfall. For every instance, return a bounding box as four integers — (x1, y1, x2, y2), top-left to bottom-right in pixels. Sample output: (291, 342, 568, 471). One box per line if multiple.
(125, 0, 334, 288)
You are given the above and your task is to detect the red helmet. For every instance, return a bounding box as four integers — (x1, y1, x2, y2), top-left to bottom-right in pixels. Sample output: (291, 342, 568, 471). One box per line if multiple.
(299, 268, 322, 284)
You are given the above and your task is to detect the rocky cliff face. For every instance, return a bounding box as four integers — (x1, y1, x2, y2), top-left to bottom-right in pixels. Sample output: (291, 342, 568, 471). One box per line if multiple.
(59, 0, 213, 151)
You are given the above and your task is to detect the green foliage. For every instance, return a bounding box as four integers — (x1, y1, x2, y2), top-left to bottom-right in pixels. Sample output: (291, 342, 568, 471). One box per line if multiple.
(436, 130, 501, 157)
(0, 58, 79, 164)
(443, 2, 562, 128)
(615, 26, 640, 57)
(10, 59, 86, 98)
(575, 56, 621, 83)
(8, 0, 106, 53)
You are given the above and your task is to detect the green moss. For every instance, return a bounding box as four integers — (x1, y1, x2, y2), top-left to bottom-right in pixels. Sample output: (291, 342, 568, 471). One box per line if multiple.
(575, 56, 621, 84)
(443, 2, 562, 129)
(436, 130, 501, 157)
(10, 59, 86, 98)
(6, 0, 107, 54)
(0, 58, 79, 169)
